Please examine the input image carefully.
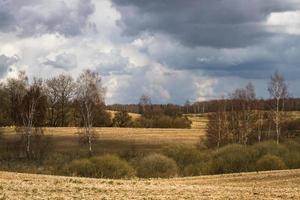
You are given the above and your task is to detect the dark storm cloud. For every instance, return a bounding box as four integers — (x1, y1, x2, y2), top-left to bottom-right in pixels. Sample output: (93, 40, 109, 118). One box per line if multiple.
(112, 0, 299, 48)
(0, 0, 16, 32)
(0, 0, 95, 36)
(0, 55, 18, 78)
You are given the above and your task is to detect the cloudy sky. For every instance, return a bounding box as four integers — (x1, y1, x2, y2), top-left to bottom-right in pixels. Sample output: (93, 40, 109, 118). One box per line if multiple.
(0, 0, 300, 104)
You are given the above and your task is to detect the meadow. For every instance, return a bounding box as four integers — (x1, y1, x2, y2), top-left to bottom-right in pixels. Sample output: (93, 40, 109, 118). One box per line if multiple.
(1, 112, 300, 200)
(0, 114, 207, 154)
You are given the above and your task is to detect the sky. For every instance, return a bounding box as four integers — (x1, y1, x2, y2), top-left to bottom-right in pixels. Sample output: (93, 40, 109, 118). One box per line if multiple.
(0, 0, 300, 104)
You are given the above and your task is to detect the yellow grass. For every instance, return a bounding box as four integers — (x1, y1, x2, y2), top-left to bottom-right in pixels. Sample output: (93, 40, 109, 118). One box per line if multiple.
(0, 169, 299, 199)
(185, 114, 208, 129)
(1, 127, 205, 146)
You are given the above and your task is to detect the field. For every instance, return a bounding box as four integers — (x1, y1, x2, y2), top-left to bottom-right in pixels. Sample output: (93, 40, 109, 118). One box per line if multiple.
(0, 169, 299, 199)
(1, 113, 300, 199)
(0, 114, 207, 153)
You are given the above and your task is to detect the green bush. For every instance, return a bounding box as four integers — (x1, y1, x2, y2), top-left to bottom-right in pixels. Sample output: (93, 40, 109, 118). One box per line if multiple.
(163, 145, 210, 173)
(283, 140, 300, 152)
(134, 115, 191, 128)
(137, 153, 178, 178)
(210, 144, 258, 174)
(282, 151, 300, 169)
(64, 159, 95, 177)
(253, 141, 288, 158)
(44, 153, 73, 173)
(90, 154, 135, 179)
(256, 154, 287, 171)
(64, 154, 135, 179)
(183, 162, 212, 176)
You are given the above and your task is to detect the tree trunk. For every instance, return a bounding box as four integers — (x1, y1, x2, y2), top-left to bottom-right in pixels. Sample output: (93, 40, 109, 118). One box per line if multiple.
(276, 98, 280, 144)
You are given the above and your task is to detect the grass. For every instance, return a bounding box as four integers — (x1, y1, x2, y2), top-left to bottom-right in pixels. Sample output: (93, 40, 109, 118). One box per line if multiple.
(0, 169, 299, 199)
(0, 114, 206, 154)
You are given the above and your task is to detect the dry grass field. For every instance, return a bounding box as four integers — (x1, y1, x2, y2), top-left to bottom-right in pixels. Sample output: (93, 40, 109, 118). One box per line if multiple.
(0, 113, 207, 153)
(0, 169, 299, 200)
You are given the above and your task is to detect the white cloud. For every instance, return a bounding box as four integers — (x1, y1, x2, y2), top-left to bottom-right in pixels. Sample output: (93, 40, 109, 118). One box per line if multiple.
(267, 11, 300, 34)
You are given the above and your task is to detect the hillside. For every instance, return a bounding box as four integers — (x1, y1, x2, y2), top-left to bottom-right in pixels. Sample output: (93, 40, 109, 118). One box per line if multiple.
(0, 169, 299, 199)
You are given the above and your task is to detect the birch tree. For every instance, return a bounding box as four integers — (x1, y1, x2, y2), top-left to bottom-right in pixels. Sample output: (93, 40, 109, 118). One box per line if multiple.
(75, 70, 105, 154)
(268, 71, 288, 144)
(206, 99, 228, 148)
(21, 78, 47, 158)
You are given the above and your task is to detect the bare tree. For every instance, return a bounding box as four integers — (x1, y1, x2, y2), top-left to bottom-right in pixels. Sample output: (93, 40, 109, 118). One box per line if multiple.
(229, 83, 256, 145)
(138, 94, 152, 115)
(20, 78, 47, 158)
(6, 71, 28, 125)
(45, 74, 75, 126)
(206, 98, 228, 148)
(184, 100, 191, 113)
(75, 70, 105, 154)
(268, 71, 288, 144)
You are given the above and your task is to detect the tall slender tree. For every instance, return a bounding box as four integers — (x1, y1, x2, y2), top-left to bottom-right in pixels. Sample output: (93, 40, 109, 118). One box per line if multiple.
(20, 78, 47, 158)
(268, 71, 288, 144)
(75, 69, 105, 154)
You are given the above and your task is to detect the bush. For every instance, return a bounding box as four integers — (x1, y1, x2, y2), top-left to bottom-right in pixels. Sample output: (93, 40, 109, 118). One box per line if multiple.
(210, 144, 258, 174)
(163, 145, 210, 174)
(256, 154, 286, 171)
(172, 117, 192, 128)
(282, 151, 300, 169)
(112, 111, 133, 127)
(183, 162, 212, 176)
(253, 141, 288, 158)
(134, 115, 191, 128)
(94, 109, 112, 127)
(90, 154, 135, 179)
(64, 159, 95, 177)
(64, 154, 135, 179)
(137, 154, 178, 178)
(153, 115, 173, 128)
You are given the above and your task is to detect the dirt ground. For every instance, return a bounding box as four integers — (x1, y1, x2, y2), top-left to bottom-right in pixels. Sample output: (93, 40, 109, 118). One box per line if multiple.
(0, 169, 299, 200)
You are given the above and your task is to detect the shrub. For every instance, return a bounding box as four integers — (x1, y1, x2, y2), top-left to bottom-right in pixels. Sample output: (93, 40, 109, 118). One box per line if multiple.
(183, 162, 212, 176)
(94, 109, 112, 127)
(153, 115, 173, 128)
(172, 117, 192, 128)
(44, 153, 72, 173)
(253, 141, 288, 158)
(64, 159, 95, 177)
(163, 145, 210, 173)
(112, 111, 133, 127)
(256, 154, 286, 171)
(90, 154, 135, 179)
(283, 140, 300, 152)
(133, 115, 191, 128)
(210, 144, 258, 174)
(282, 151, 300, 169)
(137, 154, 178, 178)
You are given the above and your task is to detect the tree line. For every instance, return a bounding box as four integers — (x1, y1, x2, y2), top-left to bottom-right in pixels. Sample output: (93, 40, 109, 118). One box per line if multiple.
(0, 70, 191, 157)
(206, 71, 299, 148)
(0, 70, 107, 156)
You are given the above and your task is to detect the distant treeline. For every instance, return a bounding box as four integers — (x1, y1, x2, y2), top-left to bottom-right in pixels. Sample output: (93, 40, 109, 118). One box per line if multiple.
(107, 98, 300, 114)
